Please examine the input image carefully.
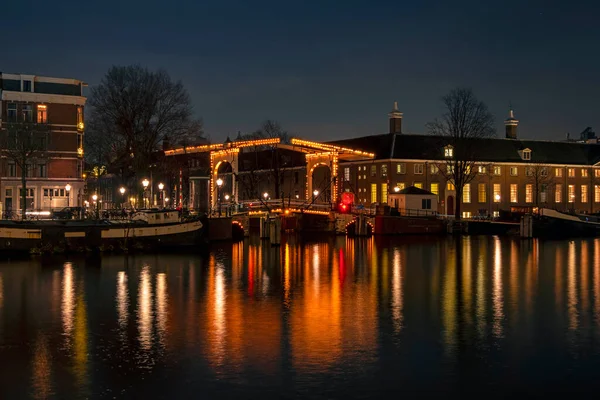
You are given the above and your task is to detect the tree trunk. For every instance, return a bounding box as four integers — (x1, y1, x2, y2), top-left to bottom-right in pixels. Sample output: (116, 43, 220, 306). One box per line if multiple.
(21, 173, 27, 221)
(455, 186, 462, 220)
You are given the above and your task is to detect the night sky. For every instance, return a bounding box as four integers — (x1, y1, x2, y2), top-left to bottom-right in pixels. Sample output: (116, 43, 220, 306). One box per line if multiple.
(3, 0, 599, 142)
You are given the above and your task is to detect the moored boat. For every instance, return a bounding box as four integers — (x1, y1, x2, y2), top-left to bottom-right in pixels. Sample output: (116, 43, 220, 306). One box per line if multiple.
(0, 210, 207, 254)
(533, 208, 600, 238)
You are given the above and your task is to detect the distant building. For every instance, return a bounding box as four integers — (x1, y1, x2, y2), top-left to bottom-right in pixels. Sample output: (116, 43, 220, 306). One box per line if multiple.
(0, 72, 86, 214)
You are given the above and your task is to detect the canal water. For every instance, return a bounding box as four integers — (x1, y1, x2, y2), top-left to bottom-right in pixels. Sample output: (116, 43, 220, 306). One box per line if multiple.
(1, 236, 600, 399)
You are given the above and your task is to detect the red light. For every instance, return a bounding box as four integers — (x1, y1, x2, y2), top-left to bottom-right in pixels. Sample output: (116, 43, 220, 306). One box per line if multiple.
(341, 204, 347, 210)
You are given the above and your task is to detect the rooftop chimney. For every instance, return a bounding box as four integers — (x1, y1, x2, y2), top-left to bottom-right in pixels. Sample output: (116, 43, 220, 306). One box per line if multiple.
(504, 106, 518, 139)
(388, 101, 403, 134)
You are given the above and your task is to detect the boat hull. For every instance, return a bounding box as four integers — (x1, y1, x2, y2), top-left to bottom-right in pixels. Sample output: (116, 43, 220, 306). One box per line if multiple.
(534, 209, 600, 238)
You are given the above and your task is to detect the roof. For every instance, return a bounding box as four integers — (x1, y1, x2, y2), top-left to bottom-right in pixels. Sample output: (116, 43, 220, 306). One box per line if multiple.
(396, 186, 435, 196)
(328, 133, 600, 166)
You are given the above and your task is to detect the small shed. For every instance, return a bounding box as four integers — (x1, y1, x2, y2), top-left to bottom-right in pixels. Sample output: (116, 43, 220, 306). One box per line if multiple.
(388, 186, 438, 215)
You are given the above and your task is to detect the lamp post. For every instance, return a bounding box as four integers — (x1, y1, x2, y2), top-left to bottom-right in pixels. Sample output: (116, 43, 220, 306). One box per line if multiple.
(119, 187, 126, 209)
(158, 182, 165, 208)
(216, 178, 223, 216)
(65, 184, 71, 207)
(313, 189, 319, 202)
(92, 194, 98, 219)
(494, 194, 500, 218)
(224, 194, 230, 216)
(142, 178, 149, 208)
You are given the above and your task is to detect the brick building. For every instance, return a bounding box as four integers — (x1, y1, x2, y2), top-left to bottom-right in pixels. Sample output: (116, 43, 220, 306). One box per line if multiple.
(0, 72, 86, 215)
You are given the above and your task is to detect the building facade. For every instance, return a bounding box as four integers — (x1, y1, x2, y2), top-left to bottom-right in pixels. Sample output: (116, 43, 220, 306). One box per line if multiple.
(0, 73, 86, 215)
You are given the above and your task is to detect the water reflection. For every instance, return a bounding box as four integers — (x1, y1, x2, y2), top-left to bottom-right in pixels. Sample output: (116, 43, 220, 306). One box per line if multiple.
(4, 237, 600, 397)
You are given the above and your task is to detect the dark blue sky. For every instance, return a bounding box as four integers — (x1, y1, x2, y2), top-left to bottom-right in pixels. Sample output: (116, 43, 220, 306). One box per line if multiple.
(3, 0, 600, 142)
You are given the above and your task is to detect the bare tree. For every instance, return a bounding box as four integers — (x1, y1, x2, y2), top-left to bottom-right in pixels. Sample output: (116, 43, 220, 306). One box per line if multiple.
(428, 88, 495, 219)
(1, 122, 50, 219)
(525, 164, 555, 206)
(86, 65, 203, 177)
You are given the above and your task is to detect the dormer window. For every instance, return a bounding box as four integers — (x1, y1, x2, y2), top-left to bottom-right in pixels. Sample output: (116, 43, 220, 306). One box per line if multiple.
(521, 148, 532, 161)
(444, 145, 453, 158)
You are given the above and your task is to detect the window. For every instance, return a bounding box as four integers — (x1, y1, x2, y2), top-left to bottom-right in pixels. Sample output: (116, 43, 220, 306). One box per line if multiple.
(478, 166, 486, 174)
(447, 165, 455, 175)
(396, 163, 406, 174)
(370, 183, 377, 203)
(478, 183, 486, 203)
(37, 104, 47, 123)
(381, 164, 388, 178)
(582, 185, 588, 203)
(5, 189, 12, 198)
(493, 184, 501, 203)
(525, 167, 533, 176)
(522, 149, 531, 160)
(23, 80, 32, 92)
(77, 106, 84, 129)
(20, 188, 34, 197)
(8, 163, 16, 177)
(396, 183, 406, 191)
(568, 168, 575, 178)
(596, 170, 600, 178)
(540, 185, 547, 203)
(414, 164, 424, 174)
(25, 164, 34, 178)
(447, 182, 455, 191)
(463, 184, 471, 203)
(582, 169, 589, 178)
(38, 164, 46, 178)
(381, 183, 388, 204)
(344, 168, 350, 181)
(430, 164, 439, 174)
(370, 165, 377, 177)
(462, 211, 472, 219)
(444, 145, 453, 158)
(525, 184, 533, 203)
(541, 167, 548, 176)
(556, 168, 563, 177)
(414, 182, 423, 189)
(430, 183, 439, 195)
(510, 184, 518, 203)
(7, 103, 17, 121)
(510, 167, 518, 176)
(493, 166, 501, 176)
(21, 104, 33, 122)
(595, 185, 600, 203)
(421, 199, 432, 209)
(493, 211, 500, 218)
(556, 184, 563, 203)
(19, 188, 34, 209)
(568, 185, 575, 202)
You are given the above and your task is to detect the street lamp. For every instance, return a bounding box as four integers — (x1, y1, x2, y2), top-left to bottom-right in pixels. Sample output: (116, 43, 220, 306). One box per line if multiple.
(216, 178, 224, 216)
(313, 190, 319, 202)
(494, 194, 501, 218)
(65, 184, 71, 207)
(92, 194, 99, 219)
(158, 182, 165, 208)
(224, 194, 230, 201)
(119, 187, 126, 209)
(142, 179, 149, 208)
(263, 192, 269, 200)
(394, 186, 401, 193)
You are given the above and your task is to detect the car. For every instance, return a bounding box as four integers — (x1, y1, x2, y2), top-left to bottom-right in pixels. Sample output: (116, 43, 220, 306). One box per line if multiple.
(51, 207, 85, 220)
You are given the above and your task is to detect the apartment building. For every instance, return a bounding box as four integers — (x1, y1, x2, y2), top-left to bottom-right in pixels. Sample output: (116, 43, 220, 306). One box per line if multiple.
(0, 72, 86, 214)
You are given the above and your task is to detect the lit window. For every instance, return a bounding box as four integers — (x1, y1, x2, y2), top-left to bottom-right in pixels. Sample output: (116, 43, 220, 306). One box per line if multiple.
(371, 183, 377, 203)
(510, 184, 518, 203)
(430, 164, 439, 174)
(478, 166, 486, 174)
(493, 166, 501, 176)
(462, 211, 472, 219)
(396, 183, 405, 191)
(525, 184, 533, 203)
(447, 182, 455, 191)
(555, 168, 563, 177)
(381, 183, 388, 204)
(396, 163, 406, 174)
(478, 183, 486, 203)
(582, 169, 589, 178)
(444, 145, 453, 158)
(414, 182, 423, 189)
(493, 184, 501, 202)
(381, 164, 388, 178)
(510, 167, 518, 176)
(430, 183, 439, 195)
(37, 104, 47, 123)
(493, 211, 500, 218)
(582, 185, 588, 203)
(7, 103, 17, 121)
(463, 184, 471, 203)
(595, 169, 600, 178)
(344, 167, 350, 181)
(370, 165, 377, 177)
(568, 185, 575, 202)
(595, 185, 600, 203)
(522, 149, 531, 160)
(568, 168, 575, 178)
(555, 184, 563, 203)
(414, 164, 424, 174)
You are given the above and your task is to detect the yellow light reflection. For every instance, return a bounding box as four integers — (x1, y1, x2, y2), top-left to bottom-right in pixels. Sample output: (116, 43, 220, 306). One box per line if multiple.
(31, 334, 52, 400)
(581, 241, 589, 314)
(116, 271, 128, 334)
(284, 243, 291, 305)
(476, 239, 486, 338)
(594, 239, 600, 328)
(392, 248, 404, 333)
(138, 266, 153, 350)
(442, 242, 457, 350)
(156, 273, 168, 347)
(462, 238, 473, 327)
(568, 241, 578, 331)
(492, 238, 504, 339)
(61, 263, 75, 344)
(73, 290, 89, 389)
